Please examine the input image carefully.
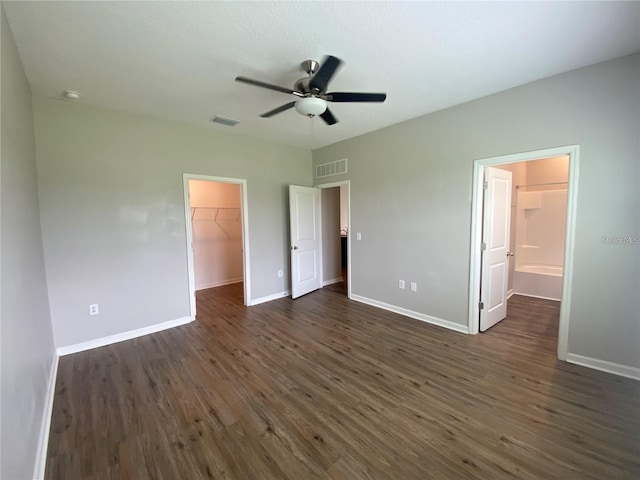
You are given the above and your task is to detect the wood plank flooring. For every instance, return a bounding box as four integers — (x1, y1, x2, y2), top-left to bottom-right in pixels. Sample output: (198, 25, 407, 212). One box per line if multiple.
(45, 285, 640, 479)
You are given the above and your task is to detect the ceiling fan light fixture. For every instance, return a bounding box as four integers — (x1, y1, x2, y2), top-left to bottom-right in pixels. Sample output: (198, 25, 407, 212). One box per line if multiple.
(63, 90, 81, 99)
(295, 97, 327, 117)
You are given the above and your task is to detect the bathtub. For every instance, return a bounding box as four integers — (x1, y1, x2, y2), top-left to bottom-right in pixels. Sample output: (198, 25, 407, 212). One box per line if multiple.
(513, 264, 563, 301)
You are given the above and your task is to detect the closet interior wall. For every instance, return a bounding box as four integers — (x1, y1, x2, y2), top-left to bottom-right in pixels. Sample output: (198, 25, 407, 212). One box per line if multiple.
(189, 180, 243, 290)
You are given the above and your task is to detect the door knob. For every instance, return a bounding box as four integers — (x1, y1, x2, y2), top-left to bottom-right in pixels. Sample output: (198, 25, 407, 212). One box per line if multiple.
(507, 252, 515, 257)
(291, 246, 298, 250)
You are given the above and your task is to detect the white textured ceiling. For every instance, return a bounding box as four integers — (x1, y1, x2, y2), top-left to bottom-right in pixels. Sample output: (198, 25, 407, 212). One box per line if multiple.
(4, 1, 640, 149)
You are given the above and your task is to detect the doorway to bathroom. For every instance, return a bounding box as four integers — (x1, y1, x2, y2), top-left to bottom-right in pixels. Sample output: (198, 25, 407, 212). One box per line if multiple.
(487, 156, 569, 352)
(501, 156, 569, 302)
(468, 145, 579, 361)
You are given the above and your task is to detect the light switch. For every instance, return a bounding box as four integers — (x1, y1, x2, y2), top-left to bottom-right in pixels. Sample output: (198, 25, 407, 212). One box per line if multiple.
(356, 232, 362, 240)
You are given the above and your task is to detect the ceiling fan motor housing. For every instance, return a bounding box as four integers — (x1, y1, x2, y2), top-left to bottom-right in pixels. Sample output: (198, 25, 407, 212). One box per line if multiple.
(294, 77, 312, 94)
(296, 60, 322, 94)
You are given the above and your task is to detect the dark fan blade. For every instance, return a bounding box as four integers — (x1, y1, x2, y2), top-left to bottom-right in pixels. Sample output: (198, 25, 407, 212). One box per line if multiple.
(236, 76, 297, 95)
(309, 55, 342, 92)
(260, 102, 296, 118)
(320, 108, 338, 126)
(327, 92, 387, 102)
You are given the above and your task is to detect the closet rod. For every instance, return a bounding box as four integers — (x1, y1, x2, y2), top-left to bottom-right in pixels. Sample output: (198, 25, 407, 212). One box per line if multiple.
(516, 181, 568, 189)
(190, 206, 241, 221)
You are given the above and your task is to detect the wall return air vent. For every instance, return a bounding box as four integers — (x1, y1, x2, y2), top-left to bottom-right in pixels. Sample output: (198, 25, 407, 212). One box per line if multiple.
(316, 158, 347, 179)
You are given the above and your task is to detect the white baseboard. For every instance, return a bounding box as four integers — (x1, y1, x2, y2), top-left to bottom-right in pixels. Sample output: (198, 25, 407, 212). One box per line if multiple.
(33, 353, 59, 480)
(196, 277, 243, 291)
(249, 290, 291, 306)
(323, 277, 343, 286)
(507, 289, 514, 299)
(513, 291, 561, 302)
(56, 316, 193, 356)
(566, 353, 640, 380)
(350, 294, 469, 334)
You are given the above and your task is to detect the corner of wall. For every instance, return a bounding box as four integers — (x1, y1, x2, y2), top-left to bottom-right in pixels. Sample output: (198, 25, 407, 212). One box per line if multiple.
(32, 355, 60, 479)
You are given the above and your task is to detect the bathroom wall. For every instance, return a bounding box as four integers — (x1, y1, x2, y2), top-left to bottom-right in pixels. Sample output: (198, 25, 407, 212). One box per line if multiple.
(526, 155, 570, 190)
(494, 156, 569, 290)
(515, 156, 569, 270)
(189, 180, 243, 290)
(516, 190, 568, 269)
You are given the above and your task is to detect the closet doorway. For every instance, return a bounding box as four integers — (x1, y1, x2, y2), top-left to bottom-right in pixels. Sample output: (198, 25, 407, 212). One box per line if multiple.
(183, 174, 251, 318)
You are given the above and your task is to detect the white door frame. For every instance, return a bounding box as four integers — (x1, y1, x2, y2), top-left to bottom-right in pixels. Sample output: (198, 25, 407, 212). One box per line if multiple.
(468, 145, 579, 361)
(183, 174, 251, 318)
(316, 180, 352, 299)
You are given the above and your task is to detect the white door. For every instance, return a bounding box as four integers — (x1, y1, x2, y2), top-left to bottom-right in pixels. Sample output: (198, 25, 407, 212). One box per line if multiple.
(480, 167, 512, 332)
(289, 185, 322, 299)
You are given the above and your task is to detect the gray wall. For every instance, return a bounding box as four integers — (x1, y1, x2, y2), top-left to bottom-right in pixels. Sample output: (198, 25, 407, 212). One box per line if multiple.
(33, 97, 311, 348)
(313, 54, 640, 370)
(1, 8, 57, 479)
(321, 187, 342, 283)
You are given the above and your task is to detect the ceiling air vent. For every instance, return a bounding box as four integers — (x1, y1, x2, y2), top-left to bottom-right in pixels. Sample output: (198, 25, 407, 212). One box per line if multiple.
(211, 116, 240, 127)
(316, 158, 347, 179)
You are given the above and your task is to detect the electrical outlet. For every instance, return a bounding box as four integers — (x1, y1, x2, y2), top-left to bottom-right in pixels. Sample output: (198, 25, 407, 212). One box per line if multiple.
(398, 280, 405, 289)
(89, 304, 99, 315)
(410, 282, 417, 292)
(356, 232, 362, 240)
(278, 269, 283, 278)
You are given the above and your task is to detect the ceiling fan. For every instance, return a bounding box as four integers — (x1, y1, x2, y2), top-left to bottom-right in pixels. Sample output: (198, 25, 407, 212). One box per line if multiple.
(235, 55, 386, 125)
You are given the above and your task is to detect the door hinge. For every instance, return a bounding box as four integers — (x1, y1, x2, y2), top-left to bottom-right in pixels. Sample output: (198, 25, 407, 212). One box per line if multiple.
(481, 242, 486, 251)
(483, 181, 488, 190)
(479, 302, 484, 310)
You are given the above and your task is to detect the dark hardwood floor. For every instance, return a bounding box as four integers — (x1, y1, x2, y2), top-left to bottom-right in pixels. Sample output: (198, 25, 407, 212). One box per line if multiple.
(45, 285, 640, 479)
(484, 294, 560, 355)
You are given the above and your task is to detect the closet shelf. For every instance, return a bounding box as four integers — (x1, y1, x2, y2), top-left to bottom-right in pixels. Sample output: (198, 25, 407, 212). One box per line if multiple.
(191, 207, 241, 221)
(190, 207, 241, 238)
